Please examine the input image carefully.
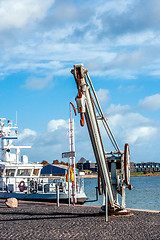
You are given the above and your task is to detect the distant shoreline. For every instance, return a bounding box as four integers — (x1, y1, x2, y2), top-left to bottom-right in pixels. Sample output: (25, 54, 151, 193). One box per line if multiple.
(83, 174, 98, 178)
(83, 172, 160, 178)
(130, 172, 160, 177)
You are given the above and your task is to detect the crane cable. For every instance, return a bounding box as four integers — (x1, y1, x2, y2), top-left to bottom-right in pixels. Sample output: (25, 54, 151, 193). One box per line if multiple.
(86, 71, 121, 153)
(92, 98, 119, 152)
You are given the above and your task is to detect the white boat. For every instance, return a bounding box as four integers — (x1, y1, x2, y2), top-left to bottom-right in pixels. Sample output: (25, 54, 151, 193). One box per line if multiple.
(0, 118, 87, 204)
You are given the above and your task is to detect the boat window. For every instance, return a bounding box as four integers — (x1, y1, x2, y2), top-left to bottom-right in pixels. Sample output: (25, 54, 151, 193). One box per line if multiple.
(5, 169, 15, 177)
(17, 169, 32, 176)
(33, 169, 39, 176)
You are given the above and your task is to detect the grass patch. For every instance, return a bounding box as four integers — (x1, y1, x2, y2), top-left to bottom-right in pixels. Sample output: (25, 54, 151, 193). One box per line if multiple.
(117, 172, 160, 177)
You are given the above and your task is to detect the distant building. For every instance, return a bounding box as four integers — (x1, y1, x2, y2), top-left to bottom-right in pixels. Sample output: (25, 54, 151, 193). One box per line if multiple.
(83, 160, 91, 171)
(41, 164, 68, 176)
(77, 156, 160, 173)
(77, 162, 84, 170)
(41, 164, 79, 176)
(77, 158, 98, 172)
(134, 162, 160, 172)
(78, 157, 87, 164)
(130, 162, 135, 172)
(77, 157, 87, 170)
(83, 161, 97, 172)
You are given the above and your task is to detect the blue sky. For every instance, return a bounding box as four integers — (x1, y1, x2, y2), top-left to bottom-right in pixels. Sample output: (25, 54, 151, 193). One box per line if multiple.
(0, 0, 160, 163)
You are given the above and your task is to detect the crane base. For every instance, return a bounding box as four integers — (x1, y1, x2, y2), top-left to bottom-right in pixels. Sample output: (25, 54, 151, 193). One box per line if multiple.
(101, 205, 132, 216)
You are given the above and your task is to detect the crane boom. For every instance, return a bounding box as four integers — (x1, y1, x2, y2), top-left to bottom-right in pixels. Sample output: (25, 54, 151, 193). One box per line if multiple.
(71, 64, 116, 206)
(71, 64, 132, 211)
(71, 64, 133, 211)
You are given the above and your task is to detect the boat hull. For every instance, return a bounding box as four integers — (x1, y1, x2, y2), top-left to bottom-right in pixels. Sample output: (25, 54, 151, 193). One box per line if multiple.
(0, 192, 87, 204)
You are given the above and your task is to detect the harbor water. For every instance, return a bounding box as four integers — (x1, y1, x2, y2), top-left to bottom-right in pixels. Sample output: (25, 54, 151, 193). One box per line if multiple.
(84, 175, 160, 211)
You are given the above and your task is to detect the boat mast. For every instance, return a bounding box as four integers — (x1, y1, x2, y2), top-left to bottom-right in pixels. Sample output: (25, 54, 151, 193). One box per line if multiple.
(0, 118, 31, 163)
(69, 102, 77, 205)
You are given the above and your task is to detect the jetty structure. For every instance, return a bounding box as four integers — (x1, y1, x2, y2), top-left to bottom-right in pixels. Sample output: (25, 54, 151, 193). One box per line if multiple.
(71, 64, 133, 219)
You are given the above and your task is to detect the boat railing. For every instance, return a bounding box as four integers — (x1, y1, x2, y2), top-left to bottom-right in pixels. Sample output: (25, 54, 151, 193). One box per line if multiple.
(0, 175, 83, 194)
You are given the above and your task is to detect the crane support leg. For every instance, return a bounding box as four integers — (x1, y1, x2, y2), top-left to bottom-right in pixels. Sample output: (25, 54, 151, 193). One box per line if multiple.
(84, 90, 115, 205)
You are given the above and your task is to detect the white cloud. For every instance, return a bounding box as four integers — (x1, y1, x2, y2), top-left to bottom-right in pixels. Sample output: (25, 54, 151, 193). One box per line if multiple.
(18, 128, 37, 146)
(17, 119, 69, 162)
(16, 111, 160, 163)
(125, 126, 157, 145)
(23, 74, 54, 90)
(0, 0, 160, 81)
(107, 112, 158, 146)
(116, 31, 156, 46)
(106, 104, 131, 115)
(118, 85, 138, 93)
(109, 113, 149, 129)
(109, 48, 159, 71)
(46, 119, 68, 132)
(138, 94, 160, 110)
(19, 128, 37, 139)
(50, 1, 77, 24)
(96, 88, 110, 103)
(151, 70, 160, 76)
(96, 0, 133, 16)
(0, 0, 54, 31)
(0, 0, 159, 164)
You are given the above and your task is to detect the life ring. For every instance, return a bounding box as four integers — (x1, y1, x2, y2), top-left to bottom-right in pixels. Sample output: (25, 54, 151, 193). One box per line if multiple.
(124, 143, 130, 186)
(18, 180, 25, 192)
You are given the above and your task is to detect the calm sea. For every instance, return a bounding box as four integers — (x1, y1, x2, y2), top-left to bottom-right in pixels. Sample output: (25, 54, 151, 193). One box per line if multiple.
(84, 176, 160, 211)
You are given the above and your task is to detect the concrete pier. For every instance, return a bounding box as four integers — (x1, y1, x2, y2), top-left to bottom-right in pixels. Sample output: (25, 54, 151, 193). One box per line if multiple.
(0, 200, 159, 240)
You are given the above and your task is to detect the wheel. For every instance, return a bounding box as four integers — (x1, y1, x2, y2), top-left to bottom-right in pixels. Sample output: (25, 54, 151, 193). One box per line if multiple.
(124, 143, 130, 185)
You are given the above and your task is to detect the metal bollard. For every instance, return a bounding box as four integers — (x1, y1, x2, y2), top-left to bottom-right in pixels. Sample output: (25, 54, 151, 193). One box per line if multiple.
(56, 185, 59, 207)
(105, 185, 108, 222)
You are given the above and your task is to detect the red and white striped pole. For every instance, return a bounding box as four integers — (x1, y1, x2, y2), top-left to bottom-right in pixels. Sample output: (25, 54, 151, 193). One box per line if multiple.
(69, 102, 77, 205)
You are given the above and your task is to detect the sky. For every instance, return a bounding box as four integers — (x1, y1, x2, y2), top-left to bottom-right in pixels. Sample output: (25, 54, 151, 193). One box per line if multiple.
(0, 0, 160, 164)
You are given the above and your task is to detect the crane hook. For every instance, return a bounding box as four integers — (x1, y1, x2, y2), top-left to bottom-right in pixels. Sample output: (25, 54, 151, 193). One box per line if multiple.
(80, 113, 85, 126)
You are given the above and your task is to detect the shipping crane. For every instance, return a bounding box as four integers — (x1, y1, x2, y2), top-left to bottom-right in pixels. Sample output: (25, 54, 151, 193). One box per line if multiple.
(71, 64, 132, 213)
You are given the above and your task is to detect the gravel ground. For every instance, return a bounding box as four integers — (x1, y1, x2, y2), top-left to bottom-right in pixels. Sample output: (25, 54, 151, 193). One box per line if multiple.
(0, 200, 159, 240)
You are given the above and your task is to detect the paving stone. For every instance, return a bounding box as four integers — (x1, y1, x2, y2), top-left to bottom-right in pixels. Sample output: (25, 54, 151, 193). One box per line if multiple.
(0, 200, 159, 240)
